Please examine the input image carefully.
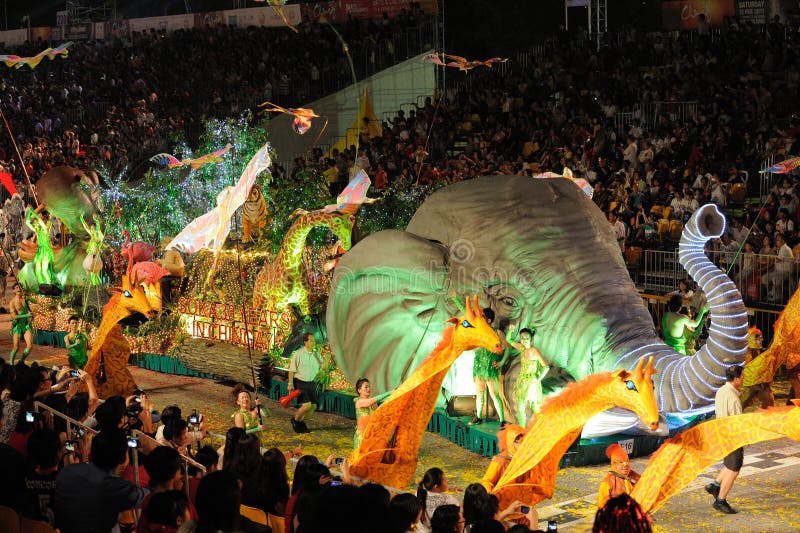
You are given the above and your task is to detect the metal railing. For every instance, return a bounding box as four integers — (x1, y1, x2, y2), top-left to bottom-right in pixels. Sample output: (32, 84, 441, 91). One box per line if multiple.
(637, 249, 798, 307)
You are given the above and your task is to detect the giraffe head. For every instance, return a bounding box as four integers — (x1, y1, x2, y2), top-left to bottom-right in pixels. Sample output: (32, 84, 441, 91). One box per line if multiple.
(610, 356, 659, 430)
(105, 275, 157, 321)
(447, 295, 502, 354)
(327, 212, 356, 252)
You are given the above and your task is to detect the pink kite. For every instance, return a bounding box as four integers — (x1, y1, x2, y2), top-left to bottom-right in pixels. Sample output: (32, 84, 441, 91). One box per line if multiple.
(760, 156, 800, 174)
(312, 170, 379, 215)
(150, 144, 233, 170)
(422, 53, 508, 73)
(534, 167, 594, 198)
(166, 143, 272, 255)
(0, 41, 72, 69)
(259, 101, 324, 135)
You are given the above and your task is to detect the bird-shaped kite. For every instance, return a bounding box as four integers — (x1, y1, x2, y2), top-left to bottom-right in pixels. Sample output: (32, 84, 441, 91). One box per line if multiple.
(760, 156, 800, 174)
(259, 102, 325, 135)
(534, 167, 594, 198)
(422, 53, 508, 72)
(0, 41, 73, 69)
(253, 0, 299, 32)
(150, 144, 233, 170)
(165, 143, 272, 255)
(311, 169, 379, 216)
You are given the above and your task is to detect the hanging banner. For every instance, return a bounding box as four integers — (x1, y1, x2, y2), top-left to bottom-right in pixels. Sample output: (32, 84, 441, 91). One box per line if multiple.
(661, 0, 735, 30)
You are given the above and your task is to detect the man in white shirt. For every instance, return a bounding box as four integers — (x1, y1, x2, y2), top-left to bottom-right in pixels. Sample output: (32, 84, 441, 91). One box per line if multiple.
(705, 366, 743, 514)
(763, 233, 795, 300)
(609, 212, 627, 252)
(288, 333, 322, 433)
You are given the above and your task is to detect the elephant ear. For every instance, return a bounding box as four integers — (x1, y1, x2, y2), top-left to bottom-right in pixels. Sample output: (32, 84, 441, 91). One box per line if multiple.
(328, 229, 451, 394)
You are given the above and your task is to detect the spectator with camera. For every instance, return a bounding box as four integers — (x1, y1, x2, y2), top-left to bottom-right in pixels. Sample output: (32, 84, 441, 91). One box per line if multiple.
(55, 427, 149, 533)
(137, 446, 198, 532)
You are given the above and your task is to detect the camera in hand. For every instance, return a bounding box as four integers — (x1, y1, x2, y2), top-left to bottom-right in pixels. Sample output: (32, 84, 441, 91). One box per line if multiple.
(547, 520, 558, 532)
(125, 405, 142, 418)
(65, 440, 76, 452)
(334, 457, 344, 465)
(188, 411, 199, 425)
(69, 370, 80, 378)
(127, 438, 139, 448)
(25, 411, 36, 423)
(520, 505, 530, 514)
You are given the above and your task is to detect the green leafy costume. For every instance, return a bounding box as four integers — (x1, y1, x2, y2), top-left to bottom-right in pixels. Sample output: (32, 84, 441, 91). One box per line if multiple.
(353, 398, 378, 449)
(66, 331, 89, 369)
(513, 357, 549, 427)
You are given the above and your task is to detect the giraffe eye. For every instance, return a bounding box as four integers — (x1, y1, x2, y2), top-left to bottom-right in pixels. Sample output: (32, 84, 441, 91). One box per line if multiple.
(625, 380, 638, 392)
(461, 320, 474, 328)
(123, 290, 132, 298)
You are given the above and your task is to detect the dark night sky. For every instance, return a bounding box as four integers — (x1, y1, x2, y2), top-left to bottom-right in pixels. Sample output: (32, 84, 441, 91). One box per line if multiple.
(3, 0, 658, 54)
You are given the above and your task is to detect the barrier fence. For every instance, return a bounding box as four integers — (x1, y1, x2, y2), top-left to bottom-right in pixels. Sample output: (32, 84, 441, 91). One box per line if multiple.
(635, 248, 797, 309)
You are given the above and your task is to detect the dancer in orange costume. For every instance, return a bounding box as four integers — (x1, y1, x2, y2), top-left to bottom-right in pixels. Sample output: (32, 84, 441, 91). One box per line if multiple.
(348, 296, 501, 489)
(630, 405, 800, 514)
(490, 357, 659, 509)
(597, 443, 641, 509)
(481, 424, 526, 491)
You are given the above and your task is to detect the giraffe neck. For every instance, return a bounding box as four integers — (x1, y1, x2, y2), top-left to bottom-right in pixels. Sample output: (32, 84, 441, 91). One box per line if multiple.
(280, 214, 339, 272)
(92, 297, 131, 354)
(541, 375, 616, 425)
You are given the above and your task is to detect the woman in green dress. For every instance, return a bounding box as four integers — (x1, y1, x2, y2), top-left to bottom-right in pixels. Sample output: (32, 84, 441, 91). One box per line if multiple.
(232, 384, 266, 434)
(353, 378, 378, 449)
(509, 327, 550, 427)
(9, 284, 33, 364)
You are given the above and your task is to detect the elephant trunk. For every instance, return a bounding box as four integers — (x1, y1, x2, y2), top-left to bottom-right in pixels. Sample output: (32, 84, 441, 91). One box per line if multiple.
(617, 204, 748, 412)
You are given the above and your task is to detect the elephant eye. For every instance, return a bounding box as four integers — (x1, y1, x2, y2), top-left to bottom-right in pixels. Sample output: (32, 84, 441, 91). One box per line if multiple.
(500, 296, 516, 307)
(461, 320, 474, 329)
(625, 380, 638, 392)
(123, 290, 132, 298)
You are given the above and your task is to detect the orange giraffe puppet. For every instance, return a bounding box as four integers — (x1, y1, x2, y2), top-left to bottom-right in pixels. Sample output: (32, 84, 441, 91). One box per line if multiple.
(743, 287, 800, 406)
(81, 275, 157, 398)
(631, 406, 800, 514)
(490, 357, 659, 508)
(348, 296, 502, 489)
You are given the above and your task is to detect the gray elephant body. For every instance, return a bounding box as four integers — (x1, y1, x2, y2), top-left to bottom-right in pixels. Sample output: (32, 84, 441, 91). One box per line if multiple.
(328, 176, 747, 413)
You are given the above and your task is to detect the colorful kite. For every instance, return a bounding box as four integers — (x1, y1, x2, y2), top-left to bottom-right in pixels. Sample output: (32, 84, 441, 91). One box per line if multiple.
(311, 170, 379, 215)
(0, 41, 72, 69)
(534, 167, 594, 198)
(760, 156, 800, 174)
(165, 143, 272, 255)
(259, 102, 324, 135)
(422, 53, 508, 72)
(150, 144, 233, 170)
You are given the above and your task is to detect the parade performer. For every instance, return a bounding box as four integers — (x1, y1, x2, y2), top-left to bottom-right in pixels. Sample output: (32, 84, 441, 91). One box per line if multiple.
(9, 283, 33, 364)
(662, 295, 708, 355)
(288, 333, 322, 433)
(64, 315, 89, 369)
(232, 384, 266, 434)
(597, 443, 641, 509)
(481, 424, 526, 491)
(353, 378, 378, 449)
(508, 326, 549, 427)
(470, 308, 507, 426)
(25, 207, 56, 286)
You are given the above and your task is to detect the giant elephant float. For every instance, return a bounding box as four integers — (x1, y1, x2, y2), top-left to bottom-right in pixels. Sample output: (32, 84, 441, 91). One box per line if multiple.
(327, 176, 748, 416)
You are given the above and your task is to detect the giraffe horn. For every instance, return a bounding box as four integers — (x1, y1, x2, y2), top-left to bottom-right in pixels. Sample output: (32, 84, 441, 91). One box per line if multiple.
(465, 295, 474, 320)
(632, 356, 645, 382)
(471, 295, 480, 321)
(644, 355, 657, 379)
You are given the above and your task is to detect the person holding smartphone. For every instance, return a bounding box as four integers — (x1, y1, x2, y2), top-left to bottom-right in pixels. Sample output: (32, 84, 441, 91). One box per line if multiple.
(64, 315, 89, 369)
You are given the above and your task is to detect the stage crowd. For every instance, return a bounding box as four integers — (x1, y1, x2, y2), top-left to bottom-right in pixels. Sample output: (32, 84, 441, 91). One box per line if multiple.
(0, 7, 799, 533)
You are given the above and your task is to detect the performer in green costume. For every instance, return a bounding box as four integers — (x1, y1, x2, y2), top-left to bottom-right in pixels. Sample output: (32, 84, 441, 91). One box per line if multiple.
(509, 327, 550, 427)
(9, 284, 33, 364)
(232, 386, 267, 434)
(662, 295, 708, 355)
(64, 315, 89, 369)
(353, 378, 379, 448)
